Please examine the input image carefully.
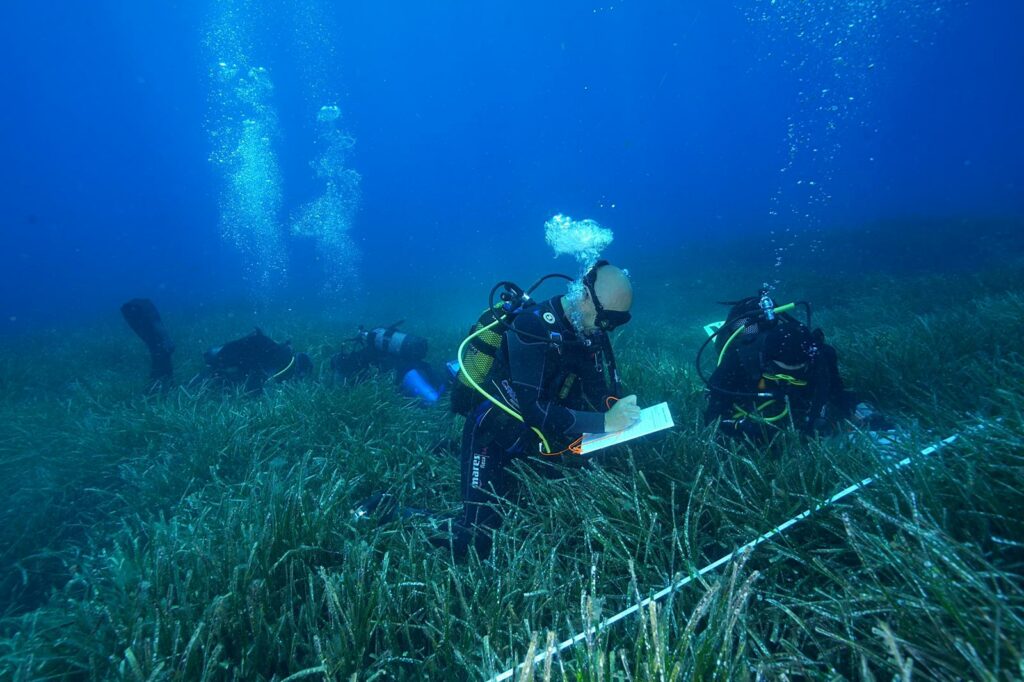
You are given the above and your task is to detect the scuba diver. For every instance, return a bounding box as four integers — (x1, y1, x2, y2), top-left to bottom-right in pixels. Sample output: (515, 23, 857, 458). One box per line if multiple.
(329, 323, 446, 405)
(202, 328, 313, 392)
(698, 289, 885, 442)
(431, 260, 641, 558)
(120, 298, 175, 391)
(121, 298, 312, 393)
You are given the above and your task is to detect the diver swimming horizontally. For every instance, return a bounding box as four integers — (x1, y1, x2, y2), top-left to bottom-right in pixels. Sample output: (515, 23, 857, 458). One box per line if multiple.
(330, 322, 446, 405)
(120, 299, 446, 401)
(121, 298, 313, 393)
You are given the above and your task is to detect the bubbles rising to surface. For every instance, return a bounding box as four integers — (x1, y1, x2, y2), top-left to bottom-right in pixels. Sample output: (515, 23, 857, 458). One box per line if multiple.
(289, 1, 362, 300)
(543, 214, 615, 336)
(220, 116, 286, 294)
(317, 104, 341, 123)
(203, 0, 363, 303)
(291, 104, 362, 297)
(544, 213, 615, 274)
(744, 0, 954, 284)
(204, 2, 287, 301)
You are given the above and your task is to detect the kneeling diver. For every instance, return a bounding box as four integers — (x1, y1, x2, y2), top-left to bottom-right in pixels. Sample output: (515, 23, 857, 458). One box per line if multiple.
(699, 289, 887, 442)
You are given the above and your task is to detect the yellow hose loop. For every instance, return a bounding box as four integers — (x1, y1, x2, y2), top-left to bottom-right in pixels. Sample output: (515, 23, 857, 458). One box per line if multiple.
(716, 301, 799, 366)
(270, 354, 296, 381)
(733, 399, 789, 424)
(763, 373, 808, 387)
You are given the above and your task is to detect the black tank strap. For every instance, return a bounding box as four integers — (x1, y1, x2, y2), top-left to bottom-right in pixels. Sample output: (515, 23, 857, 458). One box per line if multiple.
(599, 333, 623, 396)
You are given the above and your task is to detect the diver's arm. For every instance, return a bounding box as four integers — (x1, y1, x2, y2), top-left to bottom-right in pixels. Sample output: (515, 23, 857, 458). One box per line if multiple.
(506, 315, 606, 436)
(705, 357, 745, 425)
(818, 343, 847, 400)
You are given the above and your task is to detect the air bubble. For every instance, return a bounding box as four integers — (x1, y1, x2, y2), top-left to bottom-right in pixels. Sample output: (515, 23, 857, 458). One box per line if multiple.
(544, 214, 614, 273)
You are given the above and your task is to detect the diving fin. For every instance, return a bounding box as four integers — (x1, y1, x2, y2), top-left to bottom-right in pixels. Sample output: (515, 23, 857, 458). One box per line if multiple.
(121, 298, 175, 386)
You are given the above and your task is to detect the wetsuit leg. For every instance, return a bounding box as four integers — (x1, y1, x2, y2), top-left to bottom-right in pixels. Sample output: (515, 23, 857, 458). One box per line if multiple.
(120, 298, 174, 389)
(450, 404, 523, 558)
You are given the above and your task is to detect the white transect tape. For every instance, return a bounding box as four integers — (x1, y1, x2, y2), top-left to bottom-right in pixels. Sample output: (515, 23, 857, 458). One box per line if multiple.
(487, 430, 965, 682)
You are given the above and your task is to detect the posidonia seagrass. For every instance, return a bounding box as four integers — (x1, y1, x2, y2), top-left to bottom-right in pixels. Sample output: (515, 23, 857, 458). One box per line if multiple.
(2, 263, 1023, 680)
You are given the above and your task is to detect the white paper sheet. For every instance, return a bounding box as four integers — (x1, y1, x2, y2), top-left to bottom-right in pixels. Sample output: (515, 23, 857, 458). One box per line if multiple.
(580, 401, 675, 454)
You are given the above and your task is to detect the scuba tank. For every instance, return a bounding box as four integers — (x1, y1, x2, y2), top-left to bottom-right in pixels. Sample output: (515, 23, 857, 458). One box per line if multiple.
(449, 305, 512, 416)
(332, 322, 442, 405)
(696, 288, 814, 386)
(331, 322, 427, 380)
(696, 288, 820, 430)
(358, 325, 428, 362)
(449, 275, 574, 416)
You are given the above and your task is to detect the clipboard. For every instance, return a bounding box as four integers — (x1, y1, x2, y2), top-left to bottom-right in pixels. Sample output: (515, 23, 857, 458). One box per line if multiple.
(580, 402, 675, 454)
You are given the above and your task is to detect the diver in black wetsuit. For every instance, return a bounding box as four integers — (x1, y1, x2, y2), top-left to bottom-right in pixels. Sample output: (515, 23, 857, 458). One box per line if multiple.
(120, 299, 175, 391)
(437, 261, 641, 558)
(702, 291, 880, 442)
(120, 298, 312, 393)
(330, 323, 446, 405)
(202, 328, 313, 392)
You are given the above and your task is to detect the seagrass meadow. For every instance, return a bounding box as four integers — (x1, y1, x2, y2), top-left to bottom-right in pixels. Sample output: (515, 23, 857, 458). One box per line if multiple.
(2, 247, 1024, 680)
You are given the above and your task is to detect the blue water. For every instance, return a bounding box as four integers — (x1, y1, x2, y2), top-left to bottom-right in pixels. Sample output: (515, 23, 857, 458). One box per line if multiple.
(1, 1, 1021, 329)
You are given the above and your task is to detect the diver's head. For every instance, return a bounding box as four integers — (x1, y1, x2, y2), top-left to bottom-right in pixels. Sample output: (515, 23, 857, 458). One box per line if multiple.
(577, 261, 633, 334)
(764, 324, 816, 372)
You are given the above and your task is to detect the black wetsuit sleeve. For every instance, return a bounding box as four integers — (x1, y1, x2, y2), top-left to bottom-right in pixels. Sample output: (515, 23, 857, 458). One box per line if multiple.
(705, 354, 746, 425)
(820, 344, 845, 401)
(813, 342, 854, 417)
(706, 355, 770, 440)
(506, 313, 606, 437)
